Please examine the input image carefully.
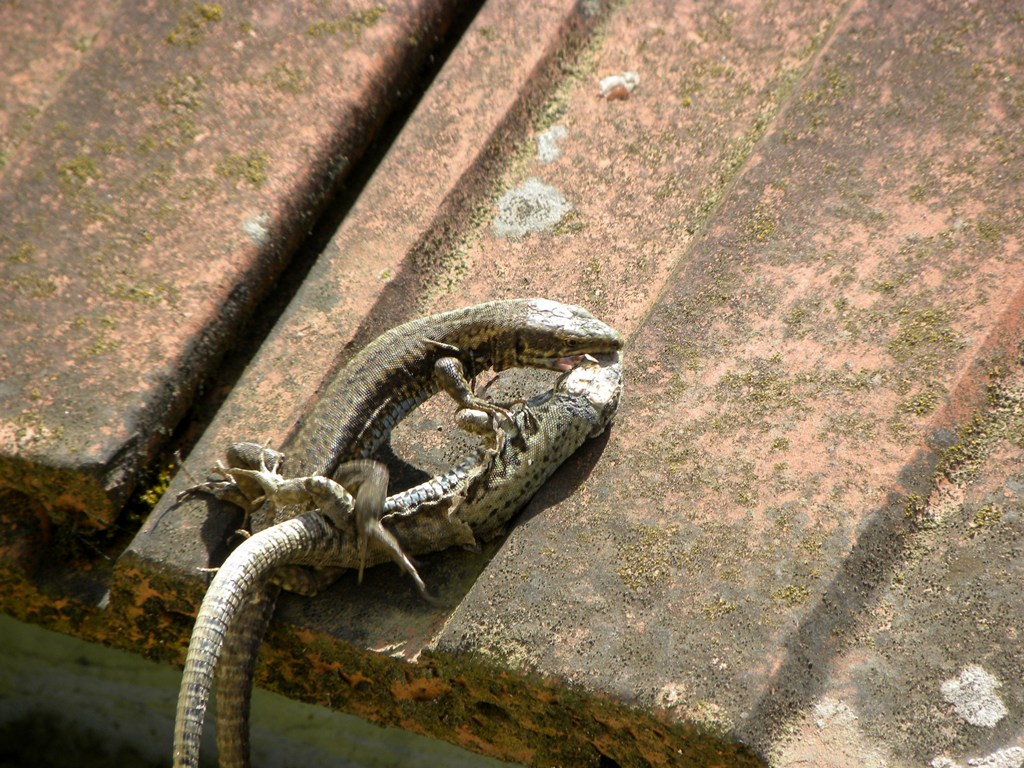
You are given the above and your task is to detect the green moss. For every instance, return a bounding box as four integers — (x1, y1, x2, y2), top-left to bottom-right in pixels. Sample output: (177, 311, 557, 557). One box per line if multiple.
(216, 150, 269, 186)
(57, 155, 99, 196)
(702, 597, 737, 620)
(938, 384, 1024, 483)
(747, 206, 777, 242)
(140, 74, 205, 151)
(6, 242, 36, 264)
(617, 525, 675, 592)
(770, 584, 810, 607)
(968, 504, 1003, 536)
(308, 4, 385, 37)
(735, 487, 758, 507)
(268, 63, 307, 93)
(73, 34, 95, 53)
(675, 59, 735, 105)
(717, 364, 801, 415)
(696, 7, 734, 43)
(975, 217, 1004, 243)
(798, 535, 823, 560)
(166, 4, 223, 47)
(885, 307, 962, 364)
(896, 385, 942, 416)
(552, 209, 585, 235)
(81, 315, 121, 356)
(782, 298, 824, 337)
(821, 412, 877, 443)
(907, 184, 929, 202)
(109, 277, 174, 304)
(799, 62, 854, 130)
(9, 273, 57, 298)
(86, 334, 120, 356)
(138, 464, 174, 509)
(155, 73, 205, 112)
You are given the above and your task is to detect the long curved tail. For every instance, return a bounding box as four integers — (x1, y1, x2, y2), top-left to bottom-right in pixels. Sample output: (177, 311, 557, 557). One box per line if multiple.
(172, 512, 335, 768)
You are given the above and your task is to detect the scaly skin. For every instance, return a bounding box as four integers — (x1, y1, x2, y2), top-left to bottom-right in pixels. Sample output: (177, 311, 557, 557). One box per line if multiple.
(284, 297, 623, 485)
(174, 354, 622, 768)
(173, 300, 623, 768)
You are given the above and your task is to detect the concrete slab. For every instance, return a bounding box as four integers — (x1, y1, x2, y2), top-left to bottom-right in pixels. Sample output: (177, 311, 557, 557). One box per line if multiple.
(0, 0, 468, 527)
(772, 380, 1024, 767)
(121, 3, 702, 765)
(3, 0, 1021, 765)
(436, 0, 1024, 764)
(0, 0, 119, 169)
(123, 0, 610, 634)
(128, 0, 857, 764)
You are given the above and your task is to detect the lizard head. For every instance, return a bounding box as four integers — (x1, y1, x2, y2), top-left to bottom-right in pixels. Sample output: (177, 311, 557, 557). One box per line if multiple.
(498, 298, 624, 371)
(556, 351, 623, 436)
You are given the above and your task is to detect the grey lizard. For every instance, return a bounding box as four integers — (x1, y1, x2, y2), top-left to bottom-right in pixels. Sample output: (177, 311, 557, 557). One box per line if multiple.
(172, 299, 623, 767)
(173, 353, 622, 768)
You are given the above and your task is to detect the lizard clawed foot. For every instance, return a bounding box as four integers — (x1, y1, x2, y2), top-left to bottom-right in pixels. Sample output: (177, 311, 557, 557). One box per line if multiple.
(366, 521, 437, 603)
(331, 460, 387, 584)
(431, 354, 519, 432)
(176, 443, 284, 514)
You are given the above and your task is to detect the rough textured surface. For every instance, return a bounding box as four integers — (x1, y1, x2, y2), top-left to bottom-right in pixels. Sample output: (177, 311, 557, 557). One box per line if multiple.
(432, 1, 1024, 765)
(123, 0, 607, 652)
(1, 0, 1022, 765)
(0, 0, 467, 526)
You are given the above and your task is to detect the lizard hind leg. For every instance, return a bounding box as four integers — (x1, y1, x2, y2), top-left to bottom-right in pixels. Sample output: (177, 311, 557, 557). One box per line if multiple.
(331, 460, 390, 584)
(333, 459, 434, 601)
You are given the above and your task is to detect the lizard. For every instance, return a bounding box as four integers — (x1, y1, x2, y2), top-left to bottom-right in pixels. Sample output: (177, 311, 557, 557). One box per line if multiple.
(172, 299, 623, 767)
(173, 352, 623, 768)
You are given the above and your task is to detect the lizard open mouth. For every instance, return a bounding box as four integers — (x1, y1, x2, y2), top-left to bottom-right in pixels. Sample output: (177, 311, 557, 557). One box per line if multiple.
(544, 350, 614, 370)
(552, 354, 585, 371)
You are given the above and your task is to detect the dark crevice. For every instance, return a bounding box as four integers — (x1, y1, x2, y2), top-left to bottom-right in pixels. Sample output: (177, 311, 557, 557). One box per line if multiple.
(152, 1, 486, 479)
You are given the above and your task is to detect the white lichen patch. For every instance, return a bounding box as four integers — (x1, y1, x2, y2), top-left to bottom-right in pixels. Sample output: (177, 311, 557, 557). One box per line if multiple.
(940, 665, 1008, 728)
(598, 70, 640, 99)
(536, 125, 567, 164)
(242, 213, 271, 245)
(772, 694, 892, 768)
(655, 681, 687, 709)
(492, 178, 571, 239)
(813, 697, 858, 729)
(932, 746, 1024, 768)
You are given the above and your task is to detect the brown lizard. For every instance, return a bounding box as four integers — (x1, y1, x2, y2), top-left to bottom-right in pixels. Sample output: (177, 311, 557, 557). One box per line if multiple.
(174, 354, 623, 768)
(173, 300, 623, 767)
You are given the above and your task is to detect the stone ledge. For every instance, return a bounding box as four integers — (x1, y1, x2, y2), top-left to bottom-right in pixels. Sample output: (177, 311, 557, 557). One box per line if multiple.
(0, 0, 466, 527)
(2, 0, 1022, 766)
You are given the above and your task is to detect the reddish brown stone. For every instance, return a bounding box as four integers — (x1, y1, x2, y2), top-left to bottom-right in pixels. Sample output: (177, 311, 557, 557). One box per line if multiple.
(4, 0, 1023, 764)
(439, 0, 1024, 764)
(127, 0, 607, 588)
(0, 0, 467, 527)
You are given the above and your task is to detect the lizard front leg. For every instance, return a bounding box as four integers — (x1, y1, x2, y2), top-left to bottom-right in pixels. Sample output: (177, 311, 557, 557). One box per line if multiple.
(176, 443, 285, 529)
(431, 352, 515, 426)
(227, 458, 431, 598)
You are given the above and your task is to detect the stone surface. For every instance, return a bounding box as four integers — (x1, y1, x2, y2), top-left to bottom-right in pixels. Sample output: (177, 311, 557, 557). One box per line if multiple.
(428, 0, 1024, 764)
(124, 0, 609, 643)
(1, 0, 1022, 765)
(0, 0, 468, 526)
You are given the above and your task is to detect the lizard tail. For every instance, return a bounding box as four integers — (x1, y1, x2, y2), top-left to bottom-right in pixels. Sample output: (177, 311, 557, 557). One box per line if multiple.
(172, 512, 335, 768)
